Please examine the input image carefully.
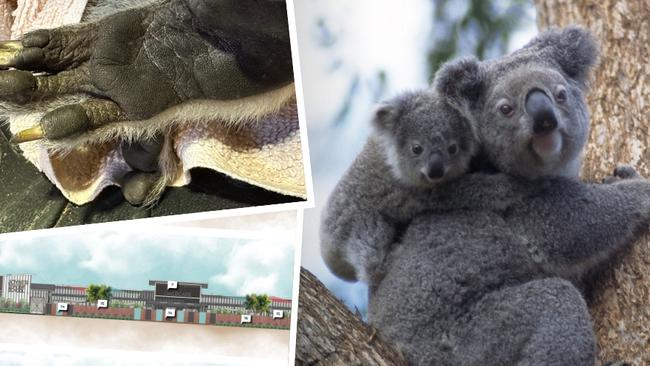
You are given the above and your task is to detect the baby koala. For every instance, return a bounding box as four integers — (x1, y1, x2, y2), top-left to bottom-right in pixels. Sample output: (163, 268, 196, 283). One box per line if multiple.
(320, 89, 477, 284)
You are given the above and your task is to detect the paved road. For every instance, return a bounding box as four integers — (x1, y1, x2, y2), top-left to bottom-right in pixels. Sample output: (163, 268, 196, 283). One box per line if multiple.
(0, 313, 289, 361)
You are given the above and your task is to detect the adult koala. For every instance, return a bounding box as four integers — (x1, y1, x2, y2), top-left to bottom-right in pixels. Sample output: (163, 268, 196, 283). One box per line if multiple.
(437, 26, 595, 179)
(367, 27, 650, 366)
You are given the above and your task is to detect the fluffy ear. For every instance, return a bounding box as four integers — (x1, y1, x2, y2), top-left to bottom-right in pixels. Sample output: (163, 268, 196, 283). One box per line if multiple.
(372, 102, 400, 133)
(523, 25, 599, 85)
(433, 56, 484, 110)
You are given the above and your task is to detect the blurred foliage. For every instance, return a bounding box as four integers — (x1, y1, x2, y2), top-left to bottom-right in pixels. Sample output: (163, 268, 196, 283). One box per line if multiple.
(86, 284, 112, 302)
(245, 293, 271, 313)
(311, 0, 532, 127)
(428, 0, 532, 76)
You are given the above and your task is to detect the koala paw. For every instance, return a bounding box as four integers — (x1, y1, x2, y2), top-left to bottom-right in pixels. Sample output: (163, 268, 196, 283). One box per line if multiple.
(603, 165, 641, 184)
(614, 165, 641, 179)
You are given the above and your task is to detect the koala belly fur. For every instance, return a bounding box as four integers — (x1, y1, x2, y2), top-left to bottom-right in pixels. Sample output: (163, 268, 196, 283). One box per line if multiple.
(368, 210, 594, 366)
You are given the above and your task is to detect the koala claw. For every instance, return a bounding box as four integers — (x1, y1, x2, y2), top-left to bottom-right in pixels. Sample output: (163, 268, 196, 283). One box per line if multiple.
(0, 40, 23, 68)
(11, 98, 125, 143)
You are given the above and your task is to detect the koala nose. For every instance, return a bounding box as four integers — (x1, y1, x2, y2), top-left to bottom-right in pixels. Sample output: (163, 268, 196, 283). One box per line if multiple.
(525, 89, 558, 134)
(425, 157, 445, 181)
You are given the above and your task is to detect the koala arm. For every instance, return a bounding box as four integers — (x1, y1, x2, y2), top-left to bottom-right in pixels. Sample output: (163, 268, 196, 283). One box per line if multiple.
(508, 170, 650, 277)
(320, 198, 397, 284)
(320, 139, 417, 283)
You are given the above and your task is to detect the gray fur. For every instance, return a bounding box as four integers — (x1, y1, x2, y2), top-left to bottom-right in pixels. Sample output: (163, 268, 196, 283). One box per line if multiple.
(369, 170, 650, 366)
(328, 27, 650, 365)
(321, 90, 525, 284)
(321, 90, 478, 283)
(435, 26, 597, 179)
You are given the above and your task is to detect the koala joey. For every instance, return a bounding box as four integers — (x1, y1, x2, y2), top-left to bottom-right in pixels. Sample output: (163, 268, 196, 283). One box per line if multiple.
(320, 90, 476, 283)
(321, 89, 530, 284)
(368, 27, 650, 366)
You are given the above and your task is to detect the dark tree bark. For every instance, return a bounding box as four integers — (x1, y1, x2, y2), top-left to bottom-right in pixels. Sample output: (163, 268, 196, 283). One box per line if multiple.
(295, 268, 407, 366)
(536, 1, 650, 365)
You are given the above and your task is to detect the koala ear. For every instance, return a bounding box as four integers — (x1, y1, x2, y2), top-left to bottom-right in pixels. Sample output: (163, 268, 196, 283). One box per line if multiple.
(433, 56, 484, 110)
(372, 102, 400, 132)
(524, 26, 599, 85)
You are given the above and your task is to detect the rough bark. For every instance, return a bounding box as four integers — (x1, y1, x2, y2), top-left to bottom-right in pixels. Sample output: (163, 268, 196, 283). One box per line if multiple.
(535, 1, 650, 365)
(295, 268, 407, 366)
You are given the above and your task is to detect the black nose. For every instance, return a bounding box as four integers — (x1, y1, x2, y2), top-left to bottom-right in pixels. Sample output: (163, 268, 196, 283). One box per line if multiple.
(426, 159, 445, 180)
(525, 89, 558, 134)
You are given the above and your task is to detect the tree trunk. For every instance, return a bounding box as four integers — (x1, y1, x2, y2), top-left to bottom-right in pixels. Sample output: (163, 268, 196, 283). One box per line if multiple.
(295, 268, 408, 365)
(536, 1, 650, 365)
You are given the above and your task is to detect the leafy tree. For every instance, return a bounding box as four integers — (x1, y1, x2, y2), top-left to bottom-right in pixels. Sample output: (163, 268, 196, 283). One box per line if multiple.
(428, 0, 531, 75)
(86, 284, 112, 303)
(244, 294, 271, 313)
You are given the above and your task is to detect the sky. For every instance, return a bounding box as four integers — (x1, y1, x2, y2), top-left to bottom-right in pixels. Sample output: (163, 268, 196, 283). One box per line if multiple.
(0, 222, 295, 299)
(295, 0, 538, 314)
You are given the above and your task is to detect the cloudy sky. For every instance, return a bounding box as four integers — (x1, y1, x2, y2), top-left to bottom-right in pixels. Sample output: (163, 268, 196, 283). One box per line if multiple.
(0, 217, 296, 298)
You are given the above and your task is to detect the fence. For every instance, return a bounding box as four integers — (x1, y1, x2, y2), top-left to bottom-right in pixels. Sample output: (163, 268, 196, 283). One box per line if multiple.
(41, 303, 290, 328)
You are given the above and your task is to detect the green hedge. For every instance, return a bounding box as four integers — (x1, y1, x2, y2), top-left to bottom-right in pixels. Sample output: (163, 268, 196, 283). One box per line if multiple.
(213, 322, 289, 330)
(71, 313, 132, 320)
(0, 307, 30, 314)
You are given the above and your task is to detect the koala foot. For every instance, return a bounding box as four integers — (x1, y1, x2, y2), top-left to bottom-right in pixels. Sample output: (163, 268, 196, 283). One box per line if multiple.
(0, 26, 96, 71)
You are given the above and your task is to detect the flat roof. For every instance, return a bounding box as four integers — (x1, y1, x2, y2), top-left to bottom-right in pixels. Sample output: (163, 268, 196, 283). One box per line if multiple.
(148, 280, 208, 289)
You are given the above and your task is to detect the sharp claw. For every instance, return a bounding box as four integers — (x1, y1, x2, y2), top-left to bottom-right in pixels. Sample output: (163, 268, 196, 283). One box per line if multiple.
(10, 125, 44, 143)
(10, 104, 89, 143)
(0, 40, 23, 68)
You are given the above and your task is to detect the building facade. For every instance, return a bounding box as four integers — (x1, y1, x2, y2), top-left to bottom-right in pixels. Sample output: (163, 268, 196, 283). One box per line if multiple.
(0, 275, 291, 314)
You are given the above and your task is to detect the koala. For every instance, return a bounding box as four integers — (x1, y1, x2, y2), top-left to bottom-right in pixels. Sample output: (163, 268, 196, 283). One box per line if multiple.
(365, 27, 650, 366)
(320, 90, 478, 283)
(321, 89, 533, 284)
(437, 26, 597, 179)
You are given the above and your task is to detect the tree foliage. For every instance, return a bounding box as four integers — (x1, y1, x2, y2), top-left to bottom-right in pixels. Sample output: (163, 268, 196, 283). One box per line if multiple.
(428, 0, 531, 75)
(86, 284, 112, 303)
(244, 293, 271, 313)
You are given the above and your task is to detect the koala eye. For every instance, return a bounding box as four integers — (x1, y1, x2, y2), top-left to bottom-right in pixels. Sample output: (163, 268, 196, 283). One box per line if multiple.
(499, 104, 514, 117)
(411, 144, 423, 155)
(555, 86, 567, 103)
(447, 144, 458, 155)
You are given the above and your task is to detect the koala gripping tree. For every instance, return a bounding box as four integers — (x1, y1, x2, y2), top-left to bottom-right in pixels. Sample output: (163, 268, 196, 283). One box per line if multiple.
(536, 1, 650, 364)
